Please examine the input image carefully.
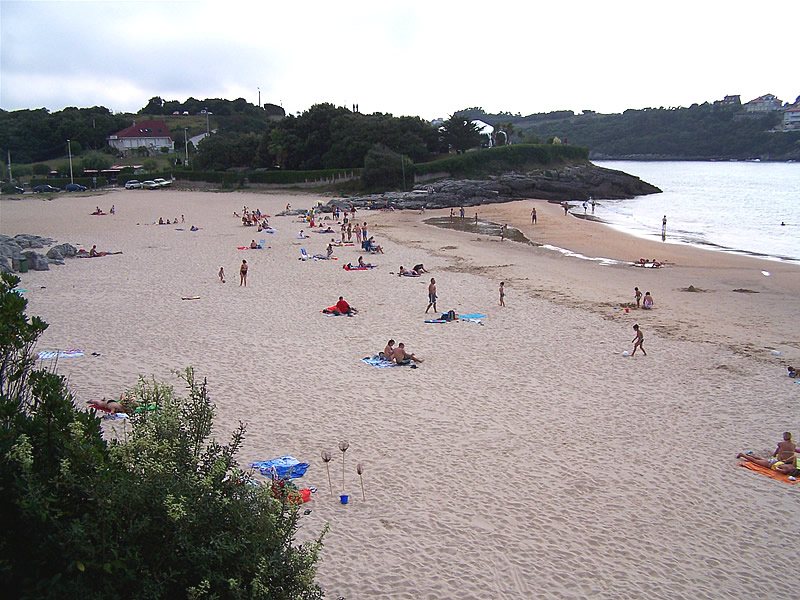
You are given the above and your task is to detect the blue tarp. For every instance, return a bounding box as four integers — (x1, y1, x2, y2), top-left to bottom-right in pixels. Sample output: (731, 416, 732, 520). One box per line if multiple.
(249, 455, 310, 479)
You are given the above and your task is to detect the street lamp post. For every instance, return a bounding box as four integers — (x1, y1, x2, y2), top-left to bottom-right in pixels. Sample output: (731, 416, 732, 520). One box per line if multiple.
(184, 128, 189, 166)
(258, 87, 261, 109)
(205, 109, 209, 135)
(67, 139, 74, 184)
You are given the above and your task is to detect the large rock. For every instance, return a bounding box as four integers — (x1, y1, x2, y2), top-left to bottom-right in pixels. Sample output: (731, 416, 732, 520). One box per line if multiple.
(327, 163, 661, 211)
(22, 251, 49, 271)
(13, 234, 56, 249)
(46, 243, 78, 264)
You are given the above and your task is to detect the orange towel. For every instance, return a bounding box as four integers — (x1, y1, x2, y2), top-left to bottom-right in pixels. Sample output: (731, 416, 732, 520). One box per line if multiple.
(738, 461, 798, 485)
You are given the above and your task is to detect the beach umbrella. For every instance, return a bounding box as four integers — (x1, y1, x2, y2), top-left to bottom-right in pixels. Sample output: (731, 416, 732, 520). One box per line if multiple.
(339, 440, 349, 492)
(357, 462, 366, 501)
(321, 450, 333, 496)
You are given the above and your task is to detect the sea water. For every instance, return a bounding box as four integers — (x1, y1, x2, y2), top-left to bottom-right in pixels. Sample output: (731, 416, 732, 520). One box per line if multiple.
(591, 161, 800, 263)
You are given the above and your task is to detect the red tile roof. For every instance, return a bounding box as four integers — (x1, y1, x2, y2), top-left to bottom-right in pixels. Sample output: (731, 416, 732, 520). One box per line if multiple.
(113, 120, 173, 140)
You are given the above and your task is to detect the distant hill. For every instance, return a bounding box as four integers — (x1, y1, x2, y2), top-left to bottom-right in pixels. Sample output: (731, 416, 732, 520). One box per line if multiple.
(456, 104, 800, 161)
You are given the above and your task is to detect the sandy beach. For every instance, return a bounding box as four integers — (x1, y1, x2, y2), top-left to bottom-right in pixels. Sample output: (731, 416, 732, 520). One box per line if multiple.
(2, 189, 798, 599)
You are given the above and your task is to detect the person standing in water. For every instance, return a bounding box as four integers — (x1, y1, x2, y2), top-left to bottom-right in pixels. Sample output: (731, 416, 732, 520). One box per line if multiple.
(662, 215, 667, 240)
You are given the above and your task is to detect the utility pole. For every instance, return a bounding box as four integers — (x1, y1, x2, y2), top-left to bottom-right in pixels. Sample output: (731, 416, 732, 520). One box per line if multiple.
(205, 109, 209, 135)
(258, 87, 261, 109)
(67, 140, 74, 184)
(7, 150, 12, 183)
(184, 128, 189, 166)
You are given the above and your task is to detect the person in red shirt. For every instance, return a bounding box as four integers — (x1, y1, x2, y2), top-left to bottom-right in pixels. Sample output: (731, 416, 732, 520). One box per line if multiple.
(335, 296, 357, 315)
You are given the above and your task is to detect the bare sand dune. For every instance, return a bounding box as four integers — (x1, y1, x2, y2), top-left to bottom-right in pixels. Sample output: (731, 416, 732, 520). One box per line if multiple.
(2, 189, 798, 599)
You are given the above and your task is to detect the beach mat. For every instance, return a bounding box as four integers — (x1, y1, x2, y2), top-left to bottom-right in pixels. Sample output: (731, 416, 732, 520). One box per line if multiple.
(738, 461, 798, 484)
(362, 355, 413, 368)
(459, 314, 486, 319)
(38, 349, 84, 360)
(425, 319, 447, 323)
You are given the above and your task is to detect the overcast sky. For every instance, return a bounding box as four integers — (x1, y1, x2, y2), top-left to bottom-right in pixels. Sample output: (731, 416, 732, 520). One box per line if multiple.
(1, 0, 796, 119)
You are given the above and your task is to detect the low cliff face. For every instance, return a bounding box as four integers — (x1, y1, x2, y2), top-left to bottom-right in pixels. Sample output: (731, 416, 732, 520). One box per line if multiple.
(332, 164, 661, 210)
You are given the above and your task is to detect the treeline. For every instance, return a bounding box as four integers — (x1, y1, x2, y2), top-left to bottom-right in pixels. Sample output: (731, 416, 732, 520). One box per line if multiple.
(0, 106, 131, 164)
(457, 104, 800, 160)
(192, 103, 441, 172)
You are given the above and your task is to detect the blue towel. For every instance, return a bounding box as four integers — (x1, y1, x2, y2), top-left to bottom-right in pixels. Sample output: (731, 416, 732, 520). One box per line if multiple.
(361, 354, 413, 368)
(249, 455, 310, 479)
(459, 314, 486, 319)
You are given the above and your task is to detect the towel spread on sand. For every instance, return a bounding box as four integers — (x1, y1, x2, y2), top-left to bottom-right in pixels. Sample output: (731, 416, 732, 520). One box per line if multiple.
(249, 455, 310, 479)
(38, 349, 84, 360)
(361, 355, 413, 368)
(459, 314, 486, 319)
(738, 461, 798, 484)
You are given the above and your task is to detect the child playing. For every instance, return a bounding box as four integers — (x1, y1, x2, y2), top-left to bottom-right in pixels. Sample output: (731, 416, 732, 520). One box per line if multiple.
(634, 286, 642, 308)
(218, 267, 226, 283)
(499, 282, 505, 307)
(631, 324, 646, 356)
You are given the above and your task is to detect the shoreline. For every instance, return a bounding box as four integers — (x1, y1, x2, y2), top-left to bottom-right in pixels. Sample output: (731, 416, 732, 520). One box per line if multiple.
(2, 190, 798, 599)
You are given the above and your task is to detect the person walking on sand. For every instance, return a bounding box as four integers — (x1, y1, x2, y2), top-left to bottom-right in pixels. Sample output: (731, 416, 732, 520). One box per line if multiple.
(425, 278, 437, 313)
(354, 223, 362, 245)
(240, 260, 248, 286)
(634, 286, 642, 308)
(218, 266, 226, 283)
(631, 324, 646, 356)
(500, 224, 506, 242)
(531, 207, 537, 224)
(563, 203, 569, 216)
(662, 215, 667, 239)
(499, 281, 505, 307)
(460, 206, 465, 220)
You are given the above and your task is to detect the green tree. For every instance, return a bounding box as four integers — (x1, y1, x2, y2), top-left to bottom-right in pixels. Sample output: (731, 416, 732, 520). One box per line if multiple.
(440, 114, 484, 153)
(362, 143, 412, 190)
(80, 151, 112, 172)
(0, 273, 326, 599)
(32, 163, 50, 176)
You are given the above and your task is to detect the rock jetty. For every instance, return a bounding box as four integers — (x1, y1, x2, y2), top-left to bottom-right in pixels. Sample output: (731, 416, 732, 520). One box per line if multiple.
(326, 163, 661, 211)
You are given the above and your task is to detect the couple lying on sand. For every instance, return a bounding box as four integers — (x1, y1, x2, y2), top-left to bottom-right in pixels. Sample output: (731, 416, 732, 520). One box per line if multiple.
(379, 339, 423, 365)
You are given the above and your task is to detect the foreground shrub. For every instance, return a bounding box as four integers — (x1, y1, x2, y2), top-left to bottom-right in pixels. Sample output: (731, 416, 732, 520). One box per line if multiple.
(0, 273, 325, 599)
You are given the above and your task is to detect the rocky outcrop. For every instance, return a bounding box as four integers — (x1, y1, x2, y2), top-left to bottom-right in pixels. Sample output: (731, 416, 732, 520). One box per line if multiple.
(326, 163, 661, 211)
(0, 235, 68, 272)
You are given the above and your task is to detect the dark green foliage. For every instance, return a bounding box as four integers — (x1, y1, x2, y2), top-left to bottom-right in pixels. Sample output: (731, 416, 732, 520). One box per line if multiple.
(414, 144, 588, 179)
(0, 273, 325, 599)
(362, 144, 413, 191)
(80, 151, 112, 172)
(247, 169, 360, 185)
(30, 177, 107, 188)
(439, 114, 485, 153)
(463, 105, 800, 160)
(32, 163, 50, 176)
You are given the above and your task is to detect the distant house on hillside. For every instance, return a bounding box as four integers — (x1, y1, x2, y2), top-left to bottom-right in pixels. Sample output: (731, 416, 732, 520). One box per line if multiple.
(744, 94, 782, 113)
(714, 94, 741, 106)
(783, 107, 800, 130)
(108, 120, 174, 156)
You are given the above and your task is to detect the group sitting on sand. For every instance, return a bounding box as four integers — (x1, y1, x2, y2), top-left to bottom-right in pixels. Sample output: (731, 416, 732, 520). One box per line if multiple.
(737, 432, 800, 477)
(398, 266, 420, 277)
(636, 258, 663, 268)
(379, 339, 423, 364)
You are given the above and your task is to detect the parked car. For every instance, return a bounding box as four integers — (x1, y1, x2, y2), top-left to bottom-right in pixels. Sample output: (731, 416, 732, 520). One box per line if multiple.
(125, 180, 143, 189)
(153, 178, 172, 188)
(33, 184, 61, 193)
(1, 183, 25, 194)
(65, 183, 87, 192)
(142, 180, 160, 189)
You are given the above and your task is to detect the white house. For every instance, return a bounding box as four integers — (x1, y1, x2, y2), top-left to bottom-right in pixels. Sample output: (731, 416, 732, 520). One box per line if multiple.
(783, 107, 800, 130)
(108, 120, 174, 155)
(744, 94, 783, 113)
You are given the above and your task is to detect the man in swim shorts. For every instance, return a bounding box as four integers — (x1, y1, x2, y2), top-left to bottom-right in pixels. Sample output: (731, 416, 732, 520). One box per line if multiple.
(392, 343, 423, 364)
(425, 278, 437, 313)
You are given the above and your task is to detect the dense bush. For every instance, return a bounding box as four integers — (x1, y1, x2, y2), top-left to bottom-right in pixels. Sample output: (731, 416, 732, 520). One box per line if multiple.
(414, 144, 588, 178)
(0, 273, 325, 599)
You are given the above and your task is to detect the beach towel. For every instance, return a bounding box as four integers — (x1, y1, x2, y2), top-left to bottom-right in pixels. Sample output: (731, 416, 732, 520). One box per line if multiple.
(361, 355, 413, 368)
(249, 455, 310, 479)
(181, 296, 201, 300)
(38, 349, 84, 360)
(237, 245, 263, 250)
(459, 314, 486, 319)
(738, 461, 798, 485)
(425, 319, 447, 323)
(343, 265, 374, 271)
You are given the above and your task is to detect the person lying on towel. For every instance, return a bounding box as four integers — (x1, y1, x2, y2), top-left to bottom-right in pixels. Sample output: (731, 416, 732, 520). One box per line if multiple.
(737, 432, 800, 476)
